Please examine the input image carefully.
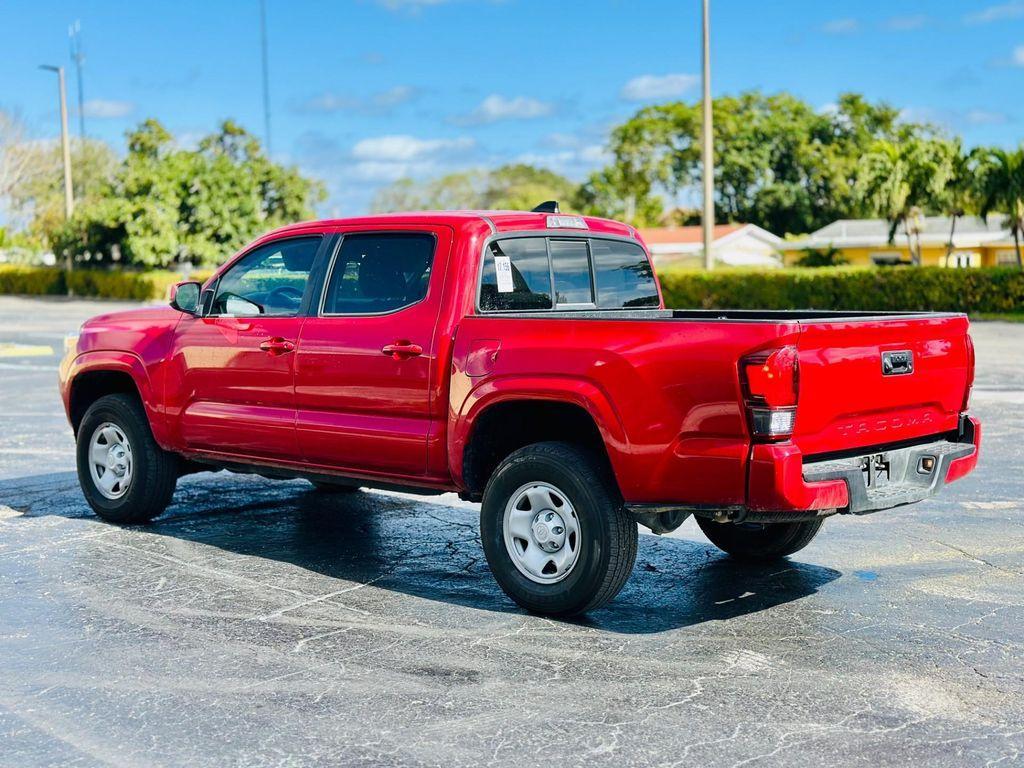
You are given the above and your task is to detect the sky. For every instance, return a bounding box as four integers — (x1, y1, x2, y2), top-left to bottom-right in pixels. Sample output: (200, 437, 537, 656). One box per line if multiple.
(2, 0, 1024, 215)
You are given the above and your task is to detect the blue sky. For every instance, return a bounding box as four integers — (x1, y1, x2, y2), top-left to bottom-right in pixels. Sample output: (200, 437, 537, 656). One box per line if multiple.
(2, 0, 1024, 215)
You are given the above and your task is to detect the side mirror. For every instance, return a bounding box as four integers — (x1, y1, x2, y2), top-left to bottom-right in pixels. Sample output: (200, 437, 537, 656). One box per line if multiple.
(170, 281, 201, 315)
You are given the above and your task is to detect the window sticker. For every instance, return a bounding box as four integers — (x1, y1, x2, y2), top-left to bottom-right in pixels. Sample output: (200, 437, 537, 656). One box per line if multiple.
(495, 255, 514, 293)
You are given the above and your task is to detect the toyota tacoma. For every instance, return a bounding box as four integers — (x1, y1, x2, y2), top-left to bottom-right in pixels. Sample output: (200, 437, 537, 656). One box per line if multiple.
(59, 207, 980, 616)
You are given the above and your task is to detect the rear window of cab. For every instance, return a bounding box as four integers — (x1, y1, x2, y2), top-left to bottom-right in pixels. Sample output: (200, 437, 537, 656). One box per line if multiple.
(479, 236, 659, 311)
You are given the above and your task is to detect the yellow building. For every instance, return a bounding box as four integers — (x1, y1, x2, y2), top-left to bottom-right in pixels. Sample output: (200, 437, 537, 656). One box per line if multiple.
(782, 216, 1022, 268)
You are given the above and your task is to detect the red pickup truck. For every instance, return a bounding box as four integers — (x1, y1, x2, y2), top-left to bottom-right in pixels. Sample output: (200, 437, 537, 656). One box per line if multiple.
(59, 208, 980, 616)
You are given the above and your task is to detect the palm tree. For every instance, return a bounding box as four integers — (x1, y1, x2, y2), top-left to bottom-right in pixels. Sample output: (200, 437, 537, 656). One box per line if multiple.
(855, 137, 957, 266)
(974, 147, 1024, 270)
(942, 144, 972, 263)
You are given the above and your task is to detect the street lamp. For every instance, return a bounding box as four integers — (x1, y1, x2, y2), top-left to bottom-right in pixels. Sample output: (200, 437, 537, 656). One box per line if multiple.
(39, 65, 74, 220)
(700, 0, 714, 271)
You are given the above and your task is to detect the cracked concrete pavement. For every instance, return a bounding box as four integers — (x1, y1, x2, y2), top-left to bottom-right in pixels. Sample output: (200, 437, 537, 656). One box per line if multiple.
(0, 295, 1021, 767)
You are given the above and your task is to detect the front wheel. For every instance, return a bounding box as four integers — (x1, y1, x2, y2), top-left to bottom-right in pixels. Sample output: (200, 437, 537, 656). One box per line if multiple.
(76, 394, 178, 524)
(480, 441, 637, 617)
(695, 516, 823, 562)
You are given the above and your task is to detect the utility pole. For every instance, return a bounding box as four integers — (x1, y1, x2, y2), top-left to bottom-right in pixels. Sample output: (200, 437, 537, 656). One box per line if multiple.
(40, 65, 74, 220)
(259, 0, 272, 154)
(69, 21, 86, 138)
(700, 0, 714, 270)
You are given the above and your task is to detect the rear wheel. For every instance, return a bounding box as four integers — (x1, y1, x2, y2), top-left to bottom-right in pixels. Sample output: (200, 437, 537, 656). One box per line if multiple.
(480, 441, 637, 617)
(76, 394, 178, 524)
(696, 516, 823, 562)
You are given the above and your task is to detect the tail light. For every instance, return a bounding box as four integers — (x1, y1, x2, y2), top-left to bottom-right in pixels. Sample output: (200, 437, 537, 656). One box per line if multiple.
(740, 345, 799, 440)
(962, 334, 975, 412)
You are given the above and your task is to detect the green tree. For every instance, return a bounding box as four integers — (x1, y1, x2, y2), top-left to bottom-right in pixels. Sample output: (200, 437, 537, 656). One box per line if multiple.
(371, 164, 576, 214)
(481, 164, 577, 211)
(3, 130, 118, 246)
(589, 91, 914, 235)
(854, 136, 959, 265)
(52, 119, 325, 268)
(974, 146, 1024, 269)
(939, 144, 974, 261)
(573, 165, 663, 226)
(794, 245, 848, 267)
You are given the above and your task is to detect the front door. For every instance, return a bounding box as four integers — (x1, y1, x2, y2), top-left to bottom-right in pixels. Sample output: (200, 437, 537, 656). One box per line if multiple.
(294, 228, 451, 477)
(167, 235, 323, 461)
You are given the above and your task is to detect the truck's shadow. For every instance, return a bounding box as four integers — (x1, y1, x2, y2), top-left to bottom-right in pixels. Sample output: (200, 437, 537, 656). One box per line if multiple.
(2, 471, 841, 635)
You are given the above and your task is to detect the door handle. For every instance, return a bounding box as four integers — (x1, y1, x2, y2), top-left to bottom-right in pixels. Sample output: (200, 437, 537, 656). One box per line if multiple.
(259, 337, 295, 355)
(381, 341, 423, 360)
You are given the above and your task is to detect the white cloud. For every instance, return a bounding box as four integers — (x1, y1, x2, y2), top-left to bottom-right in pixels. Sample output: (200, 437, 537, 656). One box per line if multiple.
(457, 95, 556, 125)
(620, 73, 698, 101)
(348, 134, 476, 181)
(352, 134, 474, 162)
(81, 99, 134, 119)
(376, 0, 451, 7)
(373, 85, 418, 108)
(1014, 45, 1024, 66)
(965, 1, 1024, 24)
(822, 18, 860, 34)
(295, 85, 418, 114)
(884, 15, 927, 30)
(965, 109, 1009, 125)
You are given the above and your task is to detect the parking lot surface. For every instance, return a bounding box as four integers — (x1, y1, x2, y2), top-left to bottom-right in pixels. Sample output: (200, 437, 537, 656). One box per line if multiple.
(1, 295, 1022, 767)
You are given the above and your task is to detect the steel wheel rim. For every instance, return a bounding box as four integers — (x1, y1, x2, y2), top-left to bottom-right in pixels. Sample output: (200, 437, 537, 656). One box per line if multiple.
(502, 482, 581, 584)
(88, 422, 133, 500)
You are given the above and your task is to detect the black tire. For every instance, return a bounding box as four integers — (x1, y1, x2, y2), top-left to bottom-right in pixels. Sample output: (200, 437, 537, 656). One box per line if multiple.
(695, 516, 823, 562)
(76, 393, 178, 524)
(308, 480, 360, 494)
(480, 441, 637, 617)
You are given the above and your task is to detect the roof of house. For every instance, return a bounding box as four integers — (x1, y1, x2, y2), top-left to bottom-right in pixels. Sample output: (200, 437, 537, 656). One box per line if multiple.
(784, 215, 1015, 250)
(637, 223, 782, 267)
(638, 224, 747, 245)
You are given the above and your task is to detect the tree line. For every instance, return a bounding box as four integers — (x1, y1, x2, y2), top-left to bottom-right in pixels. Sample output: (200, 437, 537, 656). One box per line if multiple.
(1, 90, 1023, 269)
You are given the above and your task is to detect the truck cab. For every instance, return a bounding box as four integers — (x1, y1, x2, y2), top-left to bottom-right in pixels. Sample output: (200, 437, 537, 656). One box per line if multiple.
(60, 208, 980, 617)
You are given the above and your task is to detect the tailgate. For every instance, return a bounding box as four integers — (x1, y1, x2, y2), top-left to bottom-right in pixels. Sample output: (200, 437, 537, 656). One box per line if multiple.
(793, 314, 972, 456)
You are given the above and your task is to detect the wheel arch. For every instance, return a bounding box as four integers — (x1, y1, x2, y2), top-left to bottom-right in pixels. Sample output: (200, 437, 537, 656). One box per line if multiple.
(66, 353, 163, 443)
(452, 382, 629, 499)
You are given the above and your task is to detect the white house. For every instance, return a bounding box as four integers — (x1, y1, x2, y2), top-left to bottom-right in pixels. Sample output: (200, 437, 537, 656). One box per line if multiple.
(637, 224, 783, 269)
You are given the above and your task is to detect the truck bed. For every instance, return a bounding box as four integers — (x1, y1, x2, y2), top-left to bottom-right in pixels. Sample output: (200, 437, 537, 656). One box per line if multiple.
(485, 309, 964, 322)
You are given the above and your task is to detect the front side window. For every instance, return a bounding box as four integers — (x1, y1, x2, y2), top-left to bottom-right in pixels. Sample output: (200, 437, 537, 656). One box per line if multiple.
(590, 239, 659, 308)
(479, 237, 552, 311)
(211, 236, 320, 317)
(322, 233, 435, 315)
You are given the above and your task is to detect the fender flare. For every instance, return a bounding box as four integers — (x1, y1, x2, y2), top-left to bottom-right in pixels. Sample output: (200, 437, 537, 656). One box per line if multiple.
(64, 351, 167, 446)
(448, 376, 631, 493)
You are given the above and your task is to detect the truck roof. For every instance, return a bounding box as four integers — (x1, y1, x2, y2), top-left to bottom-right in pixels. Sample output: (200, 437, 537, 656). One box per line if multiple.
(264, 211, 638, 240)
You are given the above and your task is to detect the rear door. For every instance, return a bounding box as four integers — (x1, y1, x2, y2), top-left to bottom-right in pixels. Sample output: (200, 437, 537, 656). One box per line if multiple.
(293, 227, 452, 477)
(793, 314, 972, 456)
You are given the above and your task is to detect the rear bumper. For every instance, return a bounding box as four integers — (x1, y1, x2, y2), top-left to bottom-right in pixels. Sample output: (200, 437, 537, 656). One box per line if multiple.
(747, 415, 981, 515)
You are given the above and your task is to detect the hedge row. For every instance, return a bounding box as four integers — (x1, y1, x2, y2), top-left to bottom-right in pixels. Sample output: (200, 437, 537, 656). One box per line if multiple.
(0, 265, 213, 301)
(3, 264, 1023, 314)
(659, 266, 1024, 315)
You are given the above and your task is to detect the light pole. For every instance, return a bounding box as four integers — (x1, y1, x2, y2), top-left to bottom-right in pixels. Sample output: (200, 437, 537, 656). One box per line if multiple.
(40, 65, 74, 220)
(259, 0, 272, 154)
(700, 0, 714, 270)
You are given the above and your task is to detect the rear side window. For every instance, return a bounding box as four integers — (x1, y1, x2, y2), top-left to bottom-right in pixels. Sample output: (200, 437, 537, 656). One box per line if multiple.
(479, 238, 552, 311)
(591, 239, 659, 308)
(322, 233, 435, 315)
(550, 239, 593, 305)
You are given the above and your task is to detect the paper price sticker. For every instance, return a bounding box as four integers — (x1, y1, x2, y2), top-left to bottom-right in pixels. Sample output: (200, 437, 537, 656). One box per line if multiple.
(495, 255, 514, 293)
